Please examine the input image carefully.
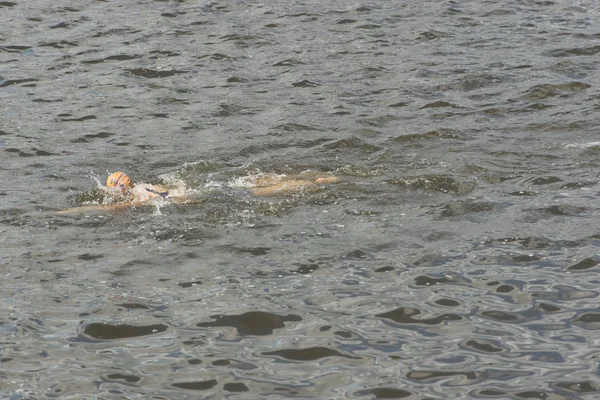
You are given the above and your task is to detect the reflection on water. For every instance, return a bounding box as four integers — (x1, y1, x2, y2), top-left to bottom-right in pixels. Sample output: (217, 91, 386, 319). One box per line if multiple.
(2, 0, 600, 398)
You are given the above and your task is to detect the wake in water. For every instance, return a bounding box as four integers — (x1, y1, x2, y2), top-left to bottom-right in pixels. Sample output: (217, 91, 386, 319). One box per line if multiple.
(61, 168, 338, 214)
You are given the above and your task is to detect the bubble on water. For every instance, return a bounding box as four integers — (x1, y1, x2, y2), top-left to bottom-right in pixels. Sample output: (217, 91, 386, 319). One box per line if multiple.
(89, 171, 104, 188)
(228, 175, 258, 189)
(204, 181, 223, 189)
(565, 141, 600, 149)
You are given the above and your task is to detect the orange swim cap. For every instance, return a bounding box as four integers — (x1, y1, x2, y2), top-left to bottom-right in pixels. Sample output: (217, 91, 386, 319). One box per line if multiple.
(107, 172, 133, 189)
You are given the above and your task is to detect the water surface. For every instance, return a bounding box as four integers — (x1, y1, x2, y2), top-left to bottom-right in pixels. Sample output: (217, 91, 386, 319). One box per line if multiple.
(2, 0, 600, 398)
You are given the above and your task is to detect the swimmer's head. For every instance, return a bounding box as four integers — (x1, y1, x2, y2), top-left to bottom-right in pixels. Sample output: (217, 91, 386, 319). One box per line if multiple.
(107, 172, 133, 190)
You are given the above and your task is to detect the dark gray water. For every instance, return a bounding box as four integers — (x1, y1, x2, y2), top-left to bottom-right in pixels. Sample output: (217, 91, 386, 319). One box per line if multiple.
(2, 0, 600, 398)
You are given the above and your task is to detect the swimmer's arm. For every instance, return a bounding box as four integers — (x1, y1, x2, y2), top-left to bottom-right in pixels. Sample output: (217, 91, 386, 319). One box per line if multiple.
(56, 201, 144, 214)
(56, 196, 201, 214)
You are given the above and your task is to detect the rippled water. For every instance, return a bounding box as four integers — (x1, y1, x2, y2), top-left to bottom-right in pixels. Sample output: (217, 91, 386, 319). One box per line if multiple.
(2, 0, 600, 398)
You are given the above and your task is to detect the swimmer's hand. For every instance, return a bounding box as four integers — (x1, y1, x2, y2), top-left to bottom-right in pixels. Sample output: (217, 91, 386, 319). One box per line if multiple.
(145, 187, 169, 198)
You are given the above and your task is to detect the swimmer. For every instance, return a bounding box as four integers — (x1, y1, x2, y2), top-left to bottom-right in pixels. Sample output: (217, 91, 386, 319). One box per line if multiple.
(106, 171, 171, 202)
(57, 170, 338, 213)
(57, 171, 181, 214)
